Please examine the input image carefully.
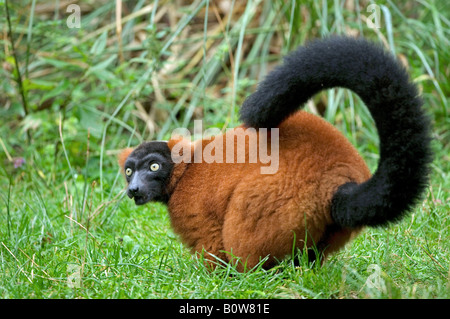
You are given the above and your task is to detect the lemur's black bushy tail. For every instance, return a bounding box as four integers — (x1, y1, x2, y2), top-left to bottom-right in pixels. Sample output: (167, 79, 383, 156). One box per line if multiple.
(239, 36, 432, 228)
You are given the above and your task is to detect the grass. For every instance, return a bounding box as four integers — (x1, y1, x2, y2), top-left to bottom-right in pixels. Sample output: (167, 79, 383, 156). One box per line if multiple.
(0, 0, 449, 299)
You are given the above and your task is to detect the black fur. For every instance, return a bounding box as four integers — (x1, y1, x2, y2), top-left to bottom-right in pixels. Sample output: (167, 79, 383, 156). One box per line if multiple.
(124, 141, 174, 205)
(239, 36, 433, 228)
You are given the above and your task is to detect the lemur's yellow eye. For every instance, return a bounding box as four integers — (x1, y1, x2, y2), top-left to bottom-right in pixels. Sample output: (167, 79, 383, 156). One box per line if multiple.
(125, 168, 133, 176)
(150, 163, 160, 171)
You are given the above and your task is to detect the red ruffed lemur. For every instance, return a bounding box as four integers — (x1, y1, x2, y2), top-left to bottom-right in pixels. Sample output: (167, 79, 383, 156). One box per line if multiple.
(118, 37, 432, 271)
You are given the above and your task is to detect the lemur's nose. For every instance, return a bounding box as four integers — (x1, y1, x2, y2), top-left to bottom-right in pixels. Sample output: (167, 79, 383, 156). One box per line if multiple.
(128, 185, 140, 198)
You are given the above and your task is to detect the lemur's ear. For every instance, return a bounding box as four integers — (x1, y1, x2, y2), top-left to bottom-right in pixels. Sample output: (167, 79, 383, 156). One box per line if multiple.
(167, 136, 184, 149)
(168, 137, 192, 155)
(118, 147, 134, 169)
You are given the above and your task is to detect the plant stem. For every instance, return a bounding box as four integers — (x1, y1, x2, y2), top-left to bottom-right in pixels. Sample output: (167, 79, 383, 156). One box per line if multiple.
(5, 0, 30, 117)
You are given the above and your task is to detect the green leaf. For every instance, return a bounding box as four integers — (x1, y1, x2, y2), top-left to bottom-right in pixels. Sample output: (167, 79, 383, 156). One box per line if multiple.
(40, 57, 84, 71)
(78, 107, 103, 138)
(39, 79, 71, 104)
(86, 54, 117, 76)
(90, 31, 108, 56)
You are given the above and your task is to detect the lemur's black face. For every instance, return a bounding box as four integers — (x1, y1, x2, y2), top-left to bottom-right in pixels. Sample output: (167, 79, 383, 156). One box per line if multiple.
(123, 141, 174, 205)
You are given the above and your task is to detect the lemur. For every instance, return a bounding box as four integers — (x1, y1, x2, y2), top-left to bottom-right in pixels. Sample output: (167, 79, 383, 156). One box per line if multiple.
(118, 36, 432, 271)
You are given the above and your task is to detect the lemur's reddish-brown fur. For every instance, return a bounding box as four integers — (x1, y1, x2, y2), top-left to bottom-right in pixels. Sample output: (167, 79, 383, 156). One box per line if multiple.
(118, 147, 134, 171)
(119, 111, 370, 270)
